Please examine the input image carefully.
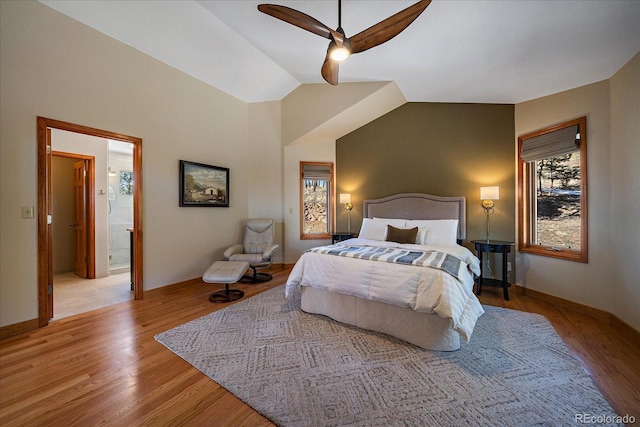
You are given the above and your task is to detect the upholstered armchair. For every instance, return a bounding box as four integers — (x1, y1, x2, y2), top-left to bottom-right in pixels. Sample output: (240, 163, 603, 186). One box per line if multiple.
(224, 218, 279, 283)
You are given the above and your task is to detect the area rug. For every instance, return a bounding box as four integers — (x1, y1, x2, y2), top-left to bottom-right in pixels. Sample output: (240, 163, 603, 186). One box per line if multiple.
(155, 286, 621, 426)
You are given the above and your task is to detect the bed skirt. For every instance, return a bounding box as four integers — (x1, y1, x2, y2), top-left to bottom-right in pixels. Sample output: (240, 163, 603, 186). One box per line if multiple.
(300, 286, 461, 351)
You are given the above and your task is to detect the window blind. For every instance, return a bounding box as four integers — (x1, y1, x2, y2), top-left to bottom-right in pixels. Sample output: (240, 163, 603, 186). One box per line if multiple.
(520, 124, 580, 162)
(302, 164, 332, 180)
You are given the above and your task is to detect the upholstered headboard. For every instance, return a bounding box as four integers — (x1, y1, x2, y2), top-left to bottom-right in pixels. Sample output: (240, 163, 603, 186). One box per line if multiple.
(362, 193, 467, 241)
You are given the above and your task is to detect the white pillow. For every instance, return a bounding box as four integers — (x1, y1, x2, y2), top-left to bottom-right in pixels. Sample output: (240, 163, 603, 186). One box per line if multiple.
(359, 218, 407, 241)
(405, 219, 459, 245)
(373, 217, 407, 226)
(415, 227, 428, 245)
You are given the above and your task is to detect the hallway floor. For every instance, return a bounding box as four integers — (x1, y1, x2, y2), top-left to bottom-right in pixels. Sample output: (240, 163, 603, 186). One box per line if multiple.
(52, 271, 134, 320)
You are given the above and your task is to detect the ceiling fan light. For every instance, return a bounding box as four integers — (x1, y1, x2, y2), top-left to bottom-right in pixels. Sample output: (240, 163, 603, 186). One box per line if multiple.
(329, 45, 350, 61)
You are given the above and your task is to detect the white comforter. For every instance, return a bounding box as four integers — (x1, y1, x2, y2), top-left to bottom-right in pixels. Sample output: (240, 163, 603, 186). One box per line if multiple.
(286, 238, 484, 342)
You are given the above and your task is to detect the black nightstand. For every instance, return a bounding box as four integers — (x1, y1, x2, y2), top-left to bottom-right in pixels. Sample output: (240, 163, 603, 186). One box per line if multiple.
(471, 240, 514, 300)
(331, 232, 354, 244)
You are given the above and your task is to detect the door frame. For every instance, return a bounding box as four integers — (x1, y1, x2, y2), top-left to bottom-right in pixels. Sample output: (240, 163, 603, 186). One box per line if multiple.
(37, 117, 143, 327)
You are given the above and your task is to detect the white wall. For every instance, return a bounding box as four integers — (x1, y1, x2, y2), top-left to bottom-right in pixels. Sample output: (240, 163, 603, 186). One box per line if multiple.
(515, 81, 612, 312)
(0, 1, 255, 327)
(609, 53, 640, 330)
(2, 1, 636, 332)
(247, 102, 284, 263)
(515, 54, 640, 331)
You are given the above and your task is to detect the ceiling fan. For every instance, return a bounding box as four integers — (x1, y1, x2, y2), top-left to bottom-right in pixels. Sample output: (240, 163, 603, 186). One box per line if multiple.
(258, 0, 432, 85)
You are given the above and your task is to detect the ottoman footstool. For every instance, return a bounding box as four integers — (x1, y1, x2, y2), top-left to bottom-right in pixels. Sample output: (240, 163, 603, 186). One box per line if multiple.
(202, 261, 250, 303)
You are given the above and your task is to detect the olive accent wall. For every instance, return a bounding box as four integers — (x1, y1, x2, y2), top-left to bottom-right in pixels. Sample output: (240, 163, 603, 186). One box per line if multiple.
(336, 102, 515, 249)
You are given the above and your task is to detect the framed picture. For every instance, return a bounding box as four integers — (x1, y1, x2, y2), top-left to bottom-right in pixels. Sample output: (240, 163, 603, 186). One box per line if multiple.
(119, 170, 134, 195)
(179, 160, 229, 207)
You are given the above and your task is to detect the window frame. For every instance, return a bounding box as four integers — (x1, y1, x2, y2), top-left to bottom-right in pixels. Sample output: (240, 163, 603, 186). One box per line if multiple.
(517, 116, 588, 263)
(299, 161, 334, 240)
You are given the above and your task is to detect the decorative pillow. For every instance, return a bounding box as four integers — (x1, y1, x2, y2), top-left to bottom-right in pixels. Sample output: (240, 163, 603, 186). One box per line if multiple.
(359, 218, 407, 241)
(385, 225, 419, 244)
(405, 219, 459, 245)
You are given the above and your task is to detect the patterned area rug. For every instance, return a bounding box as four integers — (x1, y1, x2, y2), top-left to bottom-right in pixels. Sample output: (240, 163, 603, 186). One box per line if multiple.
(155, 286, 621, 426)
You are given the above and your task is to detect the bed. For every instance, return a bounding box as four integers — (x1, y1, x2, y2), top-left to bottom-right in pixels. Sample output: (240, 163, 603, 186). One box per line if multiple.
(285, 193, 484, 351)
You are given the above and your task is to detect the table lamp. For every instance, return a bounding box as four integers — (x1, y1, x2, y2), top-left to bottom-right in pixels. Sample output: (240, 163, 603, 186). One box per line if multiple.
(480, 186, 499, 242)
(339, 193, 353, 234)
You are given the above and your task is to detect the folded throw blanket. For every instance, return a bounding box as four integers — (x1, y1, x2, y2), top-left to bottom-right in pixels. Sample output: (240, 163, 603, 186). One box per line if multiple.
(308, 244, 468, 283)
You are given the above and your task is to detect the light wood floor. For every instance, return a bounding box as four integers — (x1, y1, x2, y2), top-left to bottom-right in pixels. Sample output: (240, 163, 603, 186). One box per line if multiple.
(1, 265, 638, 426)
(52, 271, 133, 320)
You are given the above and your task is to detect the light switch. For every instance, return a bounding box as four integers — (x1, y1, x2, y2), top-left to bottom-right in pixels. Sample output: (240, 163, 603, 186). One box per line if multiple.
(21, 206, 34, 219)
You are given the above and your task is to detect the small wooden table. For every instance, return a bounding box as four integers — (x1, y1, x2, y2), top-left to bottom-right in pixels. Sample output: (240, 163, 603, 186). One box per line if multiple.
(472, 240, 514, 300)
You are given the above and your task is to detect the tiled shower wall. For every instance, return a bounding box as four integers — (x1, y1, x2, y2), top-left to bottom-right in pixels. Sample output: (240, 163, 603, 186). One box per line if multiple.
(108, 149, 133, 271)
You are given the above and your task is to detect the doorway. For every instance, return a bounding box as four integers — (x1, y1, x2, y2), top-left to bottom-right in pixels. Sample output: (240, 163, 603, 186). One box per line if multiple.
(51, 152, 95, 281)
(51, 142, 134, 320)
(37, 117, 143, 327)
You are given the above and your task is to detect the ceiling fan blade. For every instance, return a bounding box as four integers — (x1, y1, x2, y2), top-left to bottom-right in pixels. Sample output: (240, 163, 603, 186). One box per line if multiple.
(321, 51, 339, 86)
(349, 0, 432, 54)
(258, 4, 339, 41)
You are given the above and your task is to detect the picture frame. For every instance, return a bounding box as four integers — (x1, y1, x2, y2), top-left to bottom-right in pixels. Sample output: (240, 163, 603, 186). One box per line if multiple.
(179, 160, 229, 207)
(119, 170, 134, 195)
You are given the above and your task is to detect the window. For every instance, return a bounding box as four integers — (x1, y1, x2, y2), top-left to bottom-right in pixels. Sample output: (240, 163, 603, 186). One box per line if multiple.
(300, 162, 334, 239)
(518, 116, 588, 262)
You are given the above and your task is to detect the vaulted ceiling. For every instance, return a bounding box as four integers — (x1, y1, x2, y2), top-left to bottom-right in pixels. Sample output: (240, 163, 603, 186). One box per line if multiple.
(41, 0, 640, 104)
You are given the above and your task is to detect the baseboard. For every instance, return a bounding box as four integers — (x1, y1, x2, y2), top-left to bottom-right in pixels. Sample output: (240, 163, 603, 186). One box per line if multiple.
(142, 264, 292, 299)
(513, 285, 610, 323)
(143, 277, 203, 299)
(610, 314, 640, 347)
(0, 318, 39, 340)
(514, 284, 640, 344)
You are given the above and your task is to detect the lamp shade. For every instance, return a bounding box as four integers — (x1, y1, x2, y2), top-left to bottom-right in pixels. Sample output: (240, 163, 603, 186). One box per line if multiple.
(480, 186, 499, 200)
(339, 193, 351, 204)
